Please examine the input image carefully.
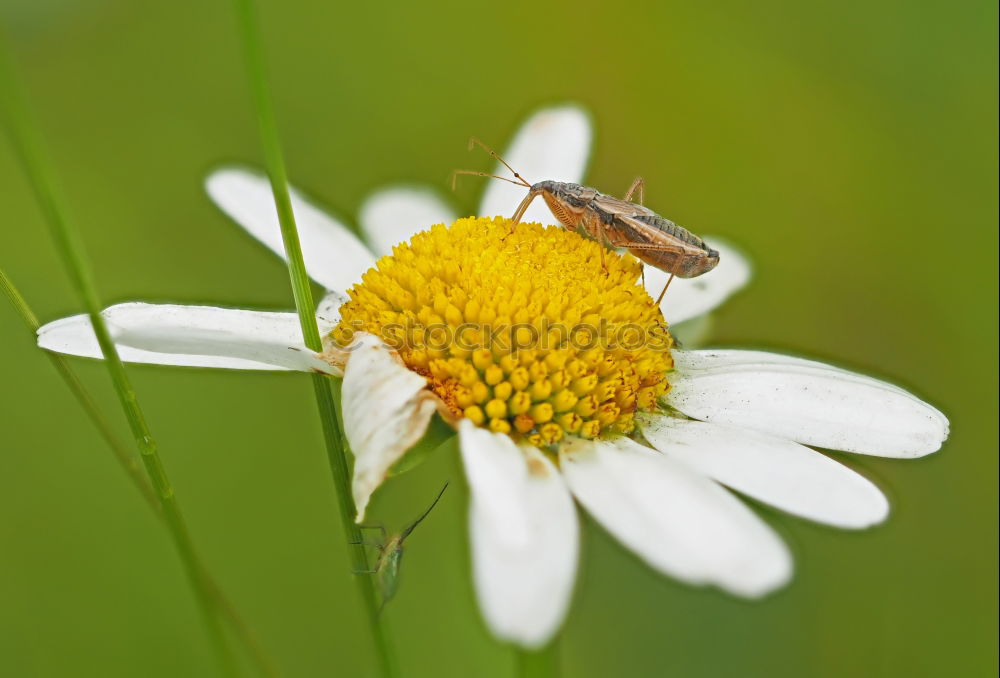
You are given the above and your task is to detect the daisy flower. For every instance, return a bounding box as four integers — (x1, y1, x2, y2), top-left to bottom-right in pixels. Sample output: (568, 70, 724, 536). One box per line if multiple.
(35, 106, 948, 650)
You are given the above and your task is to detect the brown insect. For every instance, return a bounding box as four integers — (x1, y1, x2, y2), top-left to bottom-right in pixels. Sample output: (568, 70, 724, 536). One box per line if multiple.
(453, 138, 719, 303)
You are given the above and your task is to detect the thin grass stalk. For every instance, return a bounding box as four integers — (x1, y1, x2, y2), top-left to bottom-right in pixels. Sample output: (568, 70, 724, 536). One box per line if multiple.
(0, 37, 242, 678)
(0, 267, 159, 507)
(230, 1, 398, 675)
(0, 268, 283, 678)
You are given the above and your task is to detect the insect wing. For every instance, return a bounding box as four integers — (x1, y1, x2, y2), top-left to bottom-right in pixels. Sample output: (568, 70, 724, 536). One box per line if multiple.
(591, 192, 658, 219)
(615, 212, 721, 278)
(377, 544, 405, 602)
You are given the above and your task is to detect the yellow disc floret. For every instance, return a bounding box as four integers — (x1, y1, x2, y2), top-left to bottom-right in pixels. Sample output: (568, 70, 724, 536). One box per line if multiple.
(332, 217, 673, 445)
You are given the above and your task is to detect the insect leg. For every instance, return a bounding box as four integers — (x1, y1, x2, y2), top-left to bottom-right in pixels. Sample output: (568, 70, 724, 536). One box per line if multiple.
(358, 523, 388, 543)
(604, 240, 687, 255)
(593, 218, 609, 273)
(348, 539, 386, 549)
(600, 238, 687, 303)
(656, 273, 676, 305)
(511, 190, 541, 225)
(623, 176, 645, 204)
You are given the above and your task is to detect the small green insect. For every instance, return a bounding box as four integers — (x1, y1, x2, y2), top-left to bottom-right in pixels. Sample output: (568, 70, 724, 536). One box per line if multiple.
(352, 482, 449, 611)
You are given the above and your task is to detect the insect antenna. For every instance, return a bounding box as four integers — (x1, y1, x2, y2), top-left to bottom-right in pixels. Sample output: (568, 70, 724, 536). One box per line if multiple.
(451, 169, 530, 191)
(468, 136, 532, 186)
(399, 482, 449, 541)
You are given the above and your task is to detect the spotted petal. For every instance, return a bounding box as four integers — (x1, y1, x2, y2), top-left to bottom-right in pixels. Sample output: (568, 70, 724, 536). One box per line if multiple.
(37, 303, 337, 373)
(667, 350, 949, 458)
(342, 334, 438, 520)
(647, 238, 751, 325)
(560, 436, 791, 598)
(459, 422, 578, 648)
(206, 167, 376, 293)
(639, 415, 889, 528)
(359, 187, 456, 258)
(315, 290, 347, 325)
(478, 106, 591, 225)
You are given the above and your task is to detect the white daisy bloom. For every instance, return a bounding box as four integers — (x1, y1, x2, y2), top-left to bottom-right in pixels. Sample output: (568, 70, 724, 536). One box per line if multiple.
(36, 106, 948, 650)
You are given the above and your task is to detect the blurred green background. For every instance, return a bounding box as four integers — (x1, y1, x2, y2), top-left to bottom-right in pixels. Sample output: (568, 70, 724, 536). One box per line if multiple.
(1, 0, 996, 676)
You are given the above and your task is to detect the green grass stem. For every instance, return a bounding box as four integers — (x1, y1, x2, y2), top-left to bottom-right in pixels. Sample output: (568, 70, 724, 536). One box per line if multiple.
(230, 1, 398, 675)
(0, 268, 283, 678)
(0, 36, 243, 678)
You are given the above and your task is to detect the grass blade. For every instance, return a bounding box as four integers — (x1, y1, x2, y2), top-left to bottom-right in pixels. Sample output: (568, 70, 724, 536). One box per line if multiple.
(230, 1, 398, 675)
(0, 34, 243, 678)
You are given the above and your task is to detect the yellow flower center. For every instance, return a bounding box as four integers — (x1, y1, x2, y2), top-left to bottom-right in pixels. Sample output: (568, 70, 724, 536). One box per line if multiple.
(331, 217, 673, 446)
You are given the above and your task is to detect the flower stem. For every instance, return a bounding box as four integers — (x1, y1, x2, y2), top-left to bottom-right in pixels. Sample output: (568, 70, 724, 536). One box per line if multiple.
(230, 1, 397, 676)
(0, 267, 283, 678)
(0, 37, 241, 678)
(312, 374, 400, 675)
(516, 640, 560, 678)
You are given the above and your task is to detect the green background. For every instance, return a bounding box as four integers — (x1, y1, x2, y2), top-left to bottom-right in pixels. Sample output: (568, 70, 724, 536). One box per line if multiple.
(1, 0, 996, 676)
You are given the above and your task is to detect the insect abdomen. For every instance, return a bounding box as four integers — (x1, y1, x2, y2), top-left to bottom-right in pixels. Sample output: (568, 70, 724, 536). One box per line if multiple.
(631, 214, 709, 250)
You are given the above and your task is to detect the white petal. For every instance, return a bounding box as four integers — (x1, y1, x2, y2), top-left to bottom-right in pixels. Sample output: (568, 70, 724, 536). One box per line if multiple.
(315, 290, 347, 326)
(459, 422, 578, 648)
(560, 436, 791, 598)
(639, 415, 888, 528)
(206, 167, 376, 293)
(342, 334, 438, 520)
(667, 350, 949, 458)
(359, 187, 456, 257)
(646, 238, 752, 325)
(478, 106, 591, 224)
(37, 303, 337, 373)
